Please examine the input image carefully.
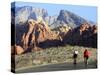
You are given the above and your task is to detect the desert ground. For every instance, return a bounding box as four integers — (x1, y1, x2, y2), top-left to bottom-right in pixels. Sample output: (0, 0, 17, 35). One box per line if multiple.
(14, 45, 97, 73)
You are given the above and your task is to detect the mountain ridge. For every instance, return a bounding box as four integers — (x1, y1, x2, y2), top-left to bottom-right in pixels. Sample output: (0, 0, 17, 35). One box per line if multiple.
(11, 6, 96, 28)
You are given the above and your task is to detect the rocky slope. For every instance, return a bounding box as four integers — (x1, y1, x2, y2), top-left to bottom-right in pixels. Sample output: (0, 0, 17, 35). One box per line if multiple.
(63, 23, 97, 48)
(15, 6, 48, 25)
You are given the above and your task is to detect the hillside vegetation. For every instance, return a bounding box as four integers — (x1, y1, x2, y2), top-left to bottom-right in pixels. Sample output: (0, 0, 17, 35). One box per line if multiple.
(14, 45, 97, 69)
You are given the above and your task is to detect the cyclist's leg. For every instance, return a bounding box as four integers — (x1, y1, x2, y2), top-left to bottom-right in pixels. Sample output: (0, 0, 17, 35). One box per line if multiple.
(73, 58, 75, 64)
(86, 56, 89, 65)
(75, 58, 76, 64)
(85, 56, 88, 67)
(84, 57, 87, 65)
(73, 58, 77, 68)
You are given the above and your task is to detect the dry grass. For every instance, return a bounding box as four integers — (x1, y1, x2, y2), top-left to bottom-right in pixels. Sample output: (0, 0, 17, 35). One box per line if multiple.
(15, 45, 97, 69)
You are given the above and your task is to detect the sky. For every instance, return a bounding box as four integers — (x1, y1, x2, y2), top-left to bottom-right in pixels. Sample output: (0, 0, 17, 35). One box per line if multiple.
(13, 1, 97, 23)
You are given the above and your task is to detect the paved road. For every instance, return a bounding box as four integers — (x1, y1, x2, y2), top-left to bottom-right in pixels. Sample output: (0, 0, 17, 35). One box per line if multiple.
(16, 61, 97, 73)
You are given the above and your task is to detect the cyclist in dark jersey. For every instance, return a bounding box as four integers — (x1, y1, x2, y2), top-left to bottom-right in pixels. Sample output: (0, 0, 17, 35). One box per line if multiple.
(73, 50, 79, 65)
